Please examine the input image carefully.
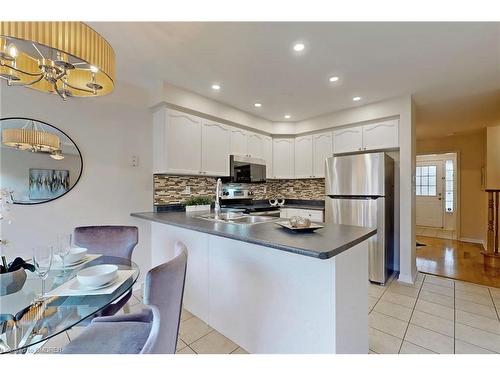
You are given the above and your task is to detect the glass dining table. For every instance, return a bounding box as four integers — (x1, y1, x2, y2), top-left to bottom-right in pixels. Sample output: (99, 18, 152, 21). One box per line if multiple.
(0, 255, 140, 354)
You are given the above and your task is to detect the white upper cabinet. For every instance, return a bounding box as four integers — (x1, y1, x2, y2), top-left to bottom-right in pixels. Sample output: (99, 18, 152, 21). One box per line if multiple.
(201, 120, 230, 176)
(333, 126, 363, 154)
(263, 136, 273, 179)
(313, 131, 333, 178)
(163, 109, 202, 175)
(237, 131, 273, 177)
(247, 132, 266, 159)
(333, 120, 399, 154)
(294, 135, 313, 178)
(153, 107, 399, 179)
(230, 128, 248, 156)
(273, 138, 295, 179)
(362, 119, 399, 151)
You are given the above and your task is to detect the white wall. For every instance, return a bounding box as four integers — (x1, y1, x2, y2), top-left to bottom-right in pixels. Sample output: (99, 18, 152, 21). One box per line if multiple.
(0, 82, 153, 283)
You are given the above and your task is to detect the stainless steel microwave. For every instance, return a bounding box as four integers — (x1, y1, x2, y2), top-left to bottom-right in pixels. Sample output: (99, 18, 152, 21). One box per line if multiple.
(229, 155, 266, 183)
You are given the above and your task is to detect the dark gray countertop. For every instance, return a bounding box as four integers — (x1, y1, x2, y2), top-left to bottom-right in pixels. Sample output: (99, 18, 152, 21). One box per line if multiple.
(131, 211, 376, 260)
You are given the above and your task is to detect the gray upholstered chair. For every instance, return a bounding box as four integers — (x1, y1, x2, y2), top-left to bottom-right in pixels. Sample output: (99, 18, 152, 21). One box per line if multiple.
(143, 242, 187, 353)
(62, 242, 188, 354)
(74, 225, 138, 260)
(74, 225, 138, 316)
(62, 306, 160, 354)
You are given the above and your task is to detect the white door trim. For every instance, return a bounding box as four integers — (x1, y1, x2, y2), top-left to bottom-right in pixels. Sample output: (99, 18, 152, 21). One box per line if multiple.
(416, 151, 460, 235)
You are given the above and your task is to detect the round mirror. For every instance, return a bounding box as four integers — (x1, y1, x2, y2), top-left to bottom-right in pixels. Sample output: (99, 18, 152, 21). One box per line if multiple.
(0, 117, 83, 205)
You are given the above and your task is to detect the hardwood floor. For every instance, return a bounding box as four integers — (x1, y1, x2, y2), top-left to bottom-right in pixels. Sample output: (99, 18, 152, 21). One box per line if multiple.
(416, 235, 500, 288)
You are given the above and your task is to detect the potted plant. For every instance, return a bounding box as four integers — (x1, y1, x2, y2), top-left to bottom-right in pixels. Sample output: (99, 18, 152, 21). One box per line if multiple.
(184, 196, 213, 213)
(0, 251, 35, 296)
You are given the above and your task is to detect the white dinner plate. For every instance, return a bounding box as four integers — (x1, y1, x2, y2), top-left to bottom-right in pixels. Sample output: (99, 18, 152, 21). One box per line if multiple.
(68, 275, 119, 292)
(61, 255, 88, 267)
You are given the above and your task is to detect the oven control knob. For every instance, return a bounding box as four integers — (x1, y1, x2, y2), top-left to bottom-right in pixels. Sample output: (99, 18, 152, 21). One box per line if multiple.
(248, 191, 254, 196)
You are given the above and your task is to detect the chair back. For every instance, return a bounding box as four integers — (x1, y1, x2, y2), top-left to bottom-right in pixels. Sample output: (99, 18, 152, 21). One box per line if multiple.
(144, 242, 188, 354)
(74, 226, 138, 260)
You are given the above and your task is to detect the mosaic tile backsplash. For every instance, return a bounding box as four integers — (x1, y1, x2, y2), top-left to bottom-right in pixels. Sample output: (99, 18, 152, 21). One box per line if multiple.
(154, 175, 325, 205)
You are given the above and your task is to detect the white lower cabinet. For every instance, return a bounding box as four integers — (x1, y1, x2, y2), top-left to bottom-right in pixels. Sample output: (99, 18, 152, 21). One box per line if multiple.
(280, 208, 324, 222)
(272, 138, 295, 179)
(201, 120, 230, 176)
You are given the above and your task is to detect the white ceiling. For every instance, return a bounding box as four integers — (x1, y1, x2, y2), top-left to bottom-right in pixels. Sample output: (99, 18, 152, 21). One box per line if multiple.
(90, 22, 500, 138)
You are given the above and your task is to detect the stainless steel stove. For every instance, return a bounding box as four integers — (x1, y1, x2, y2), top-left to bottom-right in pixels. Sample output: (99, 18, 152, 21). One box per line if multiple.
(220, 187, 280, 217)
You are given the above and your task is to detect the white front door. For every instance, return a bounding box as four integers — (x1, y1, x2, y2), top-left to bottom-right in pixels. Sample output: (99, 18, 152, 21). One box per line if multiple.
(416, 161, 444, 228)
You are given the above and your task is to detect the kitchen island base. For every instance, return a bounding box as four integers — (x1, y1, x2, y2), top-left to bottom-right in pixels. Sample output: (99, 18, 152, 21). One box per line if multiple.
(151, 221, 369, 354)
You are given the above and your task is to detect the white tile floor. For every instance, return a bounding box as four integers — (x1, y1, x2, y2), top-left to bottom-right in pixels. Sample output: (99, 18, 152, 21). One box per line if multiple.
(38, 272, 500, 354)
(369, 273, 500, 354)
(416, 226, 457, 240)
(37, 287, 247, 354)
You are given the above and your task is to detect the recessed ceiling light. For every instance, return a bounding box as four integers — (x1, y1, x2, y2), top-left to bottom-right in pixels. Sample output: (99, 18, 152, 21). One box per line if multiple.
(284, 114, 291, 119)
(329, 76, 339, 82)
(254, 103, 262, 108)
(352, 96, 362, 102)
(293, 43, 305, 52)
(211, 84, 221, 91)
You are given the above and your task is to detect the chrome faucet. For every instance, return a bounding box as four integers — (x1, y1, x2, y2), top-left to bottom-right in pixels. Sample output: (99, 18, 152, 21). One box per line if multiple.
(214, 178, 222, 219)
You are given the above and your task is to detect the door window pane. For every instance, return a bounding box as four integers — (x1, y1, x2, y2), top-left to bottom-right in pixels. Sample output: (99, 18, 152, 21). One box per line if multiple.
(416, 165, 437, 196)
(445, 159, 454, 212)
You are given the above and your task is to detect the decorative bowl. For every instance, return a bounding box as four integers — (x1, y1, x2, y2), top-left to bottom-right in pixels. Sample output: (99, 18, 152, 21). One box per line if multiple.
(276, 220, 324, 232)
(77, 265, 118, 288)
(0, 268, 27, 296)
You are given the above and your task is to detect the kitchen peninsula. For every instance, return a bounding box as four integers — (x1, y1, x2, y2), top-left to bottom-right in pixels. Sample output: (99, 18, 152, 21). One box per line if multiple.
(132, 211, 376, 354)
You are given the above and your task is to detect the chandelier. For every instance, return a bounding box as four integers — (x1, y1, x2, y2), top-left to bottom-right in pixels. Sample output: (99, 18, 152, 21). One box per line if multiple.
(2, 120, 60, 153)
(0, 22, 115, 100)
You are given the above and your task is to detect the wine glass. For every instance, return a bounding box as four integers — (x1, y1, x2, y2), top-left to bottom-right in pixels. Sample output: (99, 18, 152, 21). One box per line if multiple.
(57, 234, 72, 274)
(32, 245, 53, 302)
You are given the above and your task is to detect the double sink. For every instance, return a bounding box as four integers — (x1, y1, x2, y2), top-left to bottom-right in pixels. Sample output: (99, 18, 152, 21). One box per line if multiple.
(196, 212, 278, 225)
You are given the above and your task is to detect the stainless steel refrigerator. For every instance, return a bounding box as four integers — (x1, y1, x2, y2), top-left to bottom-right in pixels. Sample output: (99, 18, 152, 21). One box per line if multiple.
(325, 152, 395, 284)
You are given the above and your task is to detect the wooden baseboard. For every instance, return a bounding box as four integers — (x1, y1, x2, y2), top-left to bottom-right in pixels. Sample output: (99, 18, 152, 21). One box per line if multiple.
(459, 237, 486, 247)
